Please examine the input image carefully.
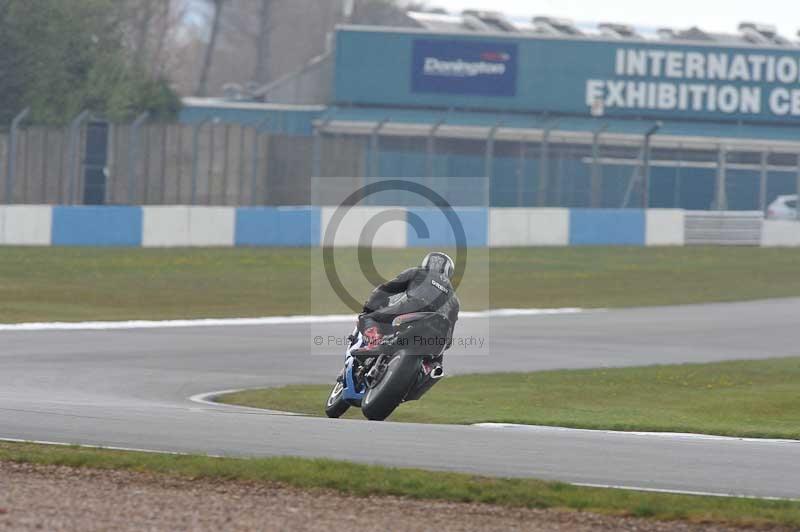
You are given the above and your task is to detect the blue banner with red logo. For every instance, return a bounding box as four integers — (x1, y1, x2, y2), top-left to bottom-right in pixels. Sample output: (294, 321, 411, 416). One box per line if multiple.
(411, 39, 518, 97)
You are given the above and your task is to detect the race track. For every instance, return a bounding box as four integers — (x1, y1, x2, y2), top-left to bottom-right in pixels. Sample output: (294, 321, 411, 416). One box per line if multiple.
(1, 298, 799, 499)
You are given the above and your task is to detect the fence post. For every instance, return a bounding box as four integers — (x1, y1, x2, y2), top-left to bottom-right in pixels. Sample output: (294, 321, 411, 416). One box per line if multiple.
(426, 119, 445, 180)
(715, 145, 728, 211)
(796, 154, 800, 221)
(369, 119, 388, 180)
(517, 140, 525, 206)
(6, 108, 30, 204)
(67, 110, 90, 205)
(485, 122, 501, 206)
(251, 118, 270, 206)
(590, 123, 609, 208)
(759, 151, 768, 214)
(128, 112, 149, 204)
(237, 125, 246, 205)
(190, 118, 209, 205)
(641, 122, 661, 209)
(312, 116, 333, 180)
(537, 121, 559, 207)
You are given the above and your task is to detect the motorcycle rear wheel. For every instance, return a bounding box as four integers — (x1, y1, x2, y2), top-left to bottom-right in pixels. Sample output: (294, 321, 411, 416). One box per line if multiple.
(361, 352, 422, 421)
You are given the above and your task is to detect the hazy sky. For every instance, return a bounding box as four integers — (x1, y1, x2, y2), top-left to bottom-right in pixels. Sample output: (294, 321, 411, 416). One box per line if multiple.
(423, 0, 800, 38)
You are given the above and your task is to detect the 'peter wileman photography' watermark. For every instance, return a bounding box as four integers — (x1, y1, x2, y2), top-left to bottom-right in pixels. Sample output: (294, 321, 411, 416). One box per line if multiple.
(309, 177, 489, 355)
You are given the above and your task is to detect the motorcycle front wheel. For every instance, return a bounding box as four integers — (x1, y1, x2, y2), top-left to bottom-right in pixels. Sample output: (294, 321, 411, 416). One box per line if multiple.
(361, 352, 422, 421)
(325, 380, 350, 418)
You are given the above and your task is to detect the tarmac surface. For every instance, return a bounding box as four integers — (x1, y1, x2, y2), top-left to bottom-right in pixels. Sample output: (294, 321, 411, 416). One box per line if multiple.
(1, 298, 798, 499)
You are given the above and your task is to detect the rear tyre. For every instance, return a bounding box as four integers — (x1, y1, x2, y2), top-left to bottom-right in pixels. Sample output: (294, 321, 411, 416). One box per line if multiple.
(361, 352, 422, 421)
(325, 380, 349, 418)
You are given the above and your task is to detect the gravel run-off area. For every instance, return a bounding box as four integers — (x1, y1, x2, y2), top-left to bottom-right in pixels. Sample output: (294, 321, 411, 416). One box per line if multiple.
(0, 462, 788, 532)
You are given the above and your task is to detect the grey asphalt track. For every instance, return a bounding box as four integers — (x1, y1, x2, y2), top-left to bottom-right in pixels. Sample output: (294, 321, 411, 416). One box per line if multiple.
(1, 298, 799, 499)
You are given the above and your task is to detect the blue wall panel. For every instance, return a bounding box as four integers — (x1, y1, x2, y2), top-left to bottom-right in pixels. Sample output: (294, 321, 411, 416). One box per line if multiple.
(406, 207, 488, 247)
(52, 207, 142, 247)
(235, 207, 320, 247)
(569, 209, 645, 246)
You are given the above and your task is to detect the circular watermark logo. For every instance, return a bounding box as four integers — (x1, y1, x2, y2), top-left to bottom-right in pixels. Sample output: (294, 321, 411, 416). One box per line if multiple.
(322, 179, 468, 313)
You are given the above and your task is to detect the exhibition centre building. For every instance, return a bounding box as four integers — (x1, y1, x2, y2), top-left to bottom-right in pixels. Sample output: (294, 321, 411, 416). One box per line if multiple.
(184, 11, 800, 210)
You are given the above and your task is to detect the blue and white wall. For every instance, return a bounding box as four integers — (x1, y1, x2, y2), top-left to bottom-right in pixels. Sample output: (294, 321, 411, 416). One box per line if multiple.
(0, 205, 797, 247)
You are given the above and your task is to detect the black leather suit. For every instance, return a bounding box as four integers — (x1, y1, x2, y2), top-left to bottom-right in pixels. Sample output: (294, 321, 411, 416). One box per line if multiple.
(361, 267, 460, 348)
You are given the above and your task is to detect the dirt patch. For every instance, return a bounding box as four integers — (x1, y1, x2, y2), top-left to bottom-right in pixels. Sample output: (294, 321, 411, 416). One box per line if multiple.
(0, 462, 780, 531)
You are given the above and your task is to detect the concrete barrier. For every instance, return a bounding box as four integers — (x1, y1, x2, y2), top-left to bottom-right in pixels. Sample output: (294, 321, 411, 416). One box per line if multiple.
(406, 207, 488, 248)
(646, 209, 685, 246)
(569, 209, 646, 246)
(0, 205, 758, 249)
(489, 208, 569, 246)
(52, 206, 142, 247)
(142, 206, 191, 247)
(1, 205, 52, 246)
(320, 206, 405, 247)
(236, 206, 320, 247)
(186, 207, 235, 247)
(761, 220, 800, 247)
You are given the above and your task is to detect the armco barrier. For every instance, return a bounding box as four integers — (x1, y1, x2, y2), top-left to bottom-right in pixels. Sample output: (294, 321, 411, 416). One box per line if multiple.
(237, 207, 320, 247)
(52, 206, 142, 247)
(684, 211, 762, 246)
(761, 220, 800, 247)
(489, 208, 569, 246)
(0, 205, 52, 245)
(406, 207, 488, 248)
(569, 209, 646, 246)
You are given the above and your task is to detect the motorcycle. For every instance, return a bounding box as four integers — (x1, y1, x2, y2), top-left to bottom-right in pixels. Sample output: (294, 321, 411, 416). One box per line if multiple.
(325, 311, 450, 421)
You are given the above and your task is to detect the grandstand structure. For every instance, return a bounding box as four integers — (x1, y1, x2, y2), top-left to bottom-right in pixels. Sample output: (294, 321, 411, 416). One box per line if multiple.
(184, 10, 800, 210)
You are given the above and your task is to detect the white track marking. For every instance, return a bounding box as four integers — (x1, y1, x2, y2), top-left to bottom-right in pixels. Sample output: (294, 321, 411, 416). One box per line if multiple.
(0, 436, 794, 501)
(0, 308, 587, 332)
(473, 423, 800, 445)
(0, 437, 191, 456)
(188, 390, 303, 416)
(571, 482, 797, 501)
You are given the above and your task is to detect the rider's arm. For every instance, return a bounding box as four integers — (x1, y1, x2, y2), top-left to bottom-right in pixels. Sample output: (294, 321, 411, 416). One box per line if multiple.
(362, 268, 418, 313)
(445, 296, 460, 350)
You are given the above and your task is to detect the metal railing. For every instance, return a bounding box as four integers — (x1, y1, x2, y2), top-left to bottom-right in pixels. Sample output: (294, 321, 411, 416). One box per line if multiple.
(2, 109, 800, 214)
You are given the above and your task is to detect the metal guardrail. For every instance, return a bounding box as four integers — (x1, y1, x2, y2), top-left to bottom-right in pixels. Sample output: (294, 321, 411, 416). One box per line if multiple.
(685, 211, 764, 246)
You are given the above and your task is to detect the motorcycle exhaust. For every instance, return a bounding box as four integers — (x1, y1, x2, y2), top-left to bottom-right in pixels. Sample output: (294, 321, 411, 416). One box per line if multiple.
(404, 362, 444, 402)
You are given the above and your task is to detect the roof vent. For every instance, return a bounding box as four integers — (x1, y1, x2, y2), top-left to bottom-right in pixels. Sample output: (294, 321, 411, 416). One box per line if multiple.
(656, 27, 676, 40)
(739, 22, 790, 45)
(407, 11, 470, 32)
(532, 16, 583, 36)
(463, 10, 517, 32)
(462, 13, 493, 32)
(598, 22, 640, 39)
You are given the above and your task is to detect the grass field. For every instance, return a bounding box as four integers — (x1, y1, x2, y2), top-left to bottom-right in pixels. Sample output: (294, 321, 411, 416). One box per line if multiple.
(1, 246, 800, 322)
(1, 441, 799, 527)
(219, 357, 800, 439)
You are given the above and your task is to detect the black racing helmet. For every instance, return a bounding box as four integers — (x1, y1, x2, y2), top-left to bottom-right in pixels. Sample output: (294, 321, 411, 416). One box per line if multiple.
(421, 252, 455, 280)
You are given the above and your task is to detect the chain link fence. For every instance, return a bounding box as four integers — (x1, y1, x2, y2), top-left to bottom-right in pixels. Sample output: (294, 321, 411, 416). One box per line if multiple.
(2, 112, 799, 211)
(0, 116, 316, 206)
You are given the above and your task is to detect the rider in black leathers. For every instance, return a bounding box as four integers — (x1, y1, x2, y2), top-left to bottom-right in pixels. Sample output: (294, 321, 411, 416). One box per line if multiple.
(356, 252, 460, 353)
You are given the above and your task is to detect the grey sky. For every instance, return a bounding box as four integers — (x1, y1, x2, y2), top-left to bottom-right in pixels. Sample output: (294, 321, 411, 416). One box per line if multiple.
(422, 0, 800, 39)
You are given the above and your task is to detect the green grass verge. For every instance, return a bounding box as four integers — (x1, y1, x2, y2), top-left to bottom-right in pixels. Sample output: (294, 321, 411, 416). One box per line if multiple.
(2, 246, 800, 322)
(219, 357, 800, 440)
(1, 441, 798, 527)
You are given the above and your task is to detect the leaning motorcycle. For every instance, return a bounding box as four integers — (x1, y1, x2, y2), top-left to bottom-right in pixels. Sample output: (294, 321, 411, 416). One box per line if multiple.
(325, 312, 449, 421)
